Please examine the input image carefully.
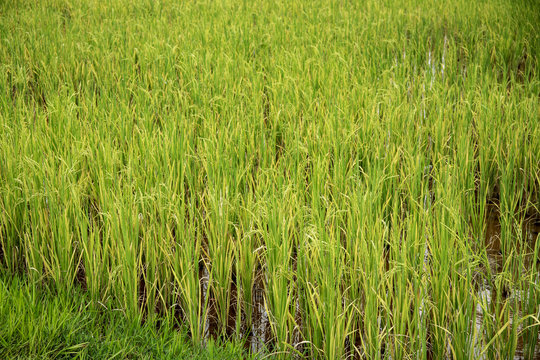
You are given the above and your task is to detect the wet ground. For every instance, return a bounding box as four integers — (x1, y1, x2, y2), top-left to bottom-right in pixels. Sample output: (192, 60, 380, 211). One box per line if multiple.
(194, 200, 539, 359)
(479, 203, 540, 360)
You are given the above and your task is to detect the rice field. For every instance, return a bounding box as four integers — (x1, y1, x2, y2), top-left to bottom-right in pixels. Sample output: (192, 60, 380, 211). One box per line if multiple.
(1, 0, 539, 358)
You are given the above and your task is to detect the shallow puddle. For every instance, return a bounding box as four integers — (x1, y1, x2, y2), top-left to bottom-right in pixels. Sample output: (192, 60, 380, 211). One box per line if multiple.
(477, 203, 540, 359)
(250, 269, 271, 354)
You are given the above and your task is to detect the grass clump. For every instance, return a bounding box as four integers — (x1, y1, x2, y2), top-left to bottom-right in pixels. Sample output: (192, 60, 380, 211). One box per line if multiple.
(0, 275, 250, 359)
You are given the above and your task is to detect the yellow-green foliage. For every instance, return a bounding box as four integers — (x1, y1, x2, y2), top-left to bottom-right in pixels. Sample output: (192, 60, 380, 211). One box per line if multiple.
(0, 0, 539, 358)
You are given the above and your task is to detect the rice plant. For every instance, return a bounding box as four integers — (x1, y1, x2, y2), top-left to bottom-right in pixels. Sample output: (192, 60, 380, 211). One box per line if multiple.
(0, 0, 539, 358)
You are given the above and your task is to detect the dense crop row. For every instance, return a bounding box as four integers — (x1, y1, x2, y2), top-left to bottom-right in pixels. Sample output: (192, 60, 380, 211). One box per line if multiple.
(1, 0, 539, 358)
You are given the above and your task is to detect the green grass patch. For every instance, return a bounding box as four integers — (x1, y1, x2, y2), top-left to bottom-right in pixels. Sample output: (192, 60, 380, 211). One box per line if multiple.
(0, 275, 250, 359)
